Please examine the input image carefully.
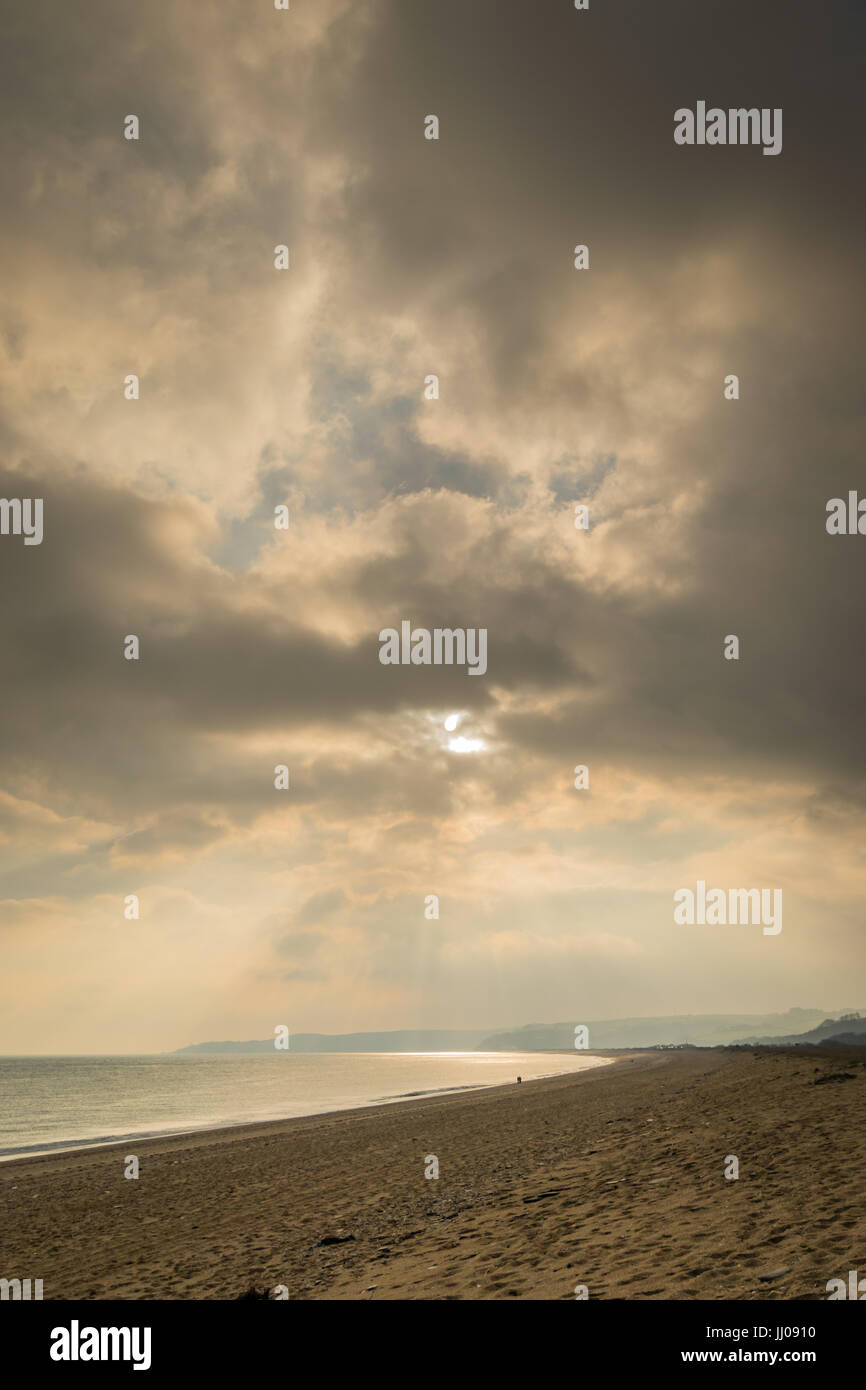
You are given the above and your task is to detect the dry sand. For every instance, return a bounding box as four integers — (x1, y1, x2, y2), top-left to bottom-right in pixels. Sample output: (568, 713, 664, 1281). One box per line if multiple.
(2, 1047, 864, 1300)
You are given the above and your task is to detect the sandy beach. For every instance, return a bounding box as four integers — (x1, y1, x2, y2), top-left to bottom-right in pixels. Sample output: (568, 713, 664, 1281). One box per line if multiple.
(2, 1047, 864, 1301)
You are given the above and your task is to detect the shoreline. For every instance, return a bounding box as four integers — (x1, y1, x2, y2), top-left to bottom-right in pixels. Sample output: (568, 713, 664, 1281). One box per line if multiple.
(2, 1047, 864, 1299)
(0, 1051, 614, 1166)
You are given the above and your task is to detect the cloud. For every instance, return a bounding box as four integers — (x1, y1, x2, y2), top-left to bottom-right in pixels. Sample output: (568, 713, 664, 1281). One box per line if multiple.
(0, 0, 864, 1048)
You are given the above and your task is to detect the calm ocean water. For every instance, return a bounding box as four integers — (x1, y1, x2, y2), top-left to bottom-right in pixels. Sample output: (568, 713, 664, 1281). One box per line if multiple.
(0, 1051, 609, 1160)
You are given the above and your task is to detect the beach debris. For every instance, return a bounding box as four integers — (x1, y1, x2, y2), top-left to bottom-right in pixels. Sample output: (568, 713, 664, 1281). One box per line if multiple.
(758, 1267, 791, 1281)
(812, 1072, 856, 1085)
(523, 1189, 564, 1203)
(315, 1233, 356, 1247)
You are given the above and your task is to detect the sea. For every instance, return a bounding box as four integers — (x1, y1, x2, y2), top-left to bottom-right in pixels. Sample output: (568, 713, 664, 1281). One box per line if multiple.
(0, 1051, 610, 1161)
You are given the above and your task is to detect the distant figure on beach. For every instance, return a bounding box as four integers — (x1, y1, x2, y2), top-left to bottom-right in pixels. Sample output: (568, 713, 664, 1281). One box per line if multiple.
(517, 1075, 522, 1083)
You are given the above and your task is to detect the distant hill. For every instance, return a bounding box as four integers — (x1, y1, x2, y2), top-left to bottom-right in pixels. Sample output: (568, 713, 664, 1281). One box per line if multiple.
(734, 1013, 866, 1046)
(477, 1009, 841, 1050)
(174, 1008, 858, 1054)
(174, 1029, 495, 1054)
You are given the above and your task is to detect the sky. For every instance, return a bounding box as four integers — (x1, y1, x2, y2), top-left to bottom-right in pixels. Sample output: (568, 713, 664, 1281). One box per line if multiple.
(1, 0, 865, 1053)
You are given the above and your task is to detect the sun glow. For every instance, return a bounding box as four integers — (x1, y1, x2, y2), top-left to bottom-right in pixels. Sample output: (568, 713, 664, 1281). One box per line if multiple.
(447, 735, 485, 754)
